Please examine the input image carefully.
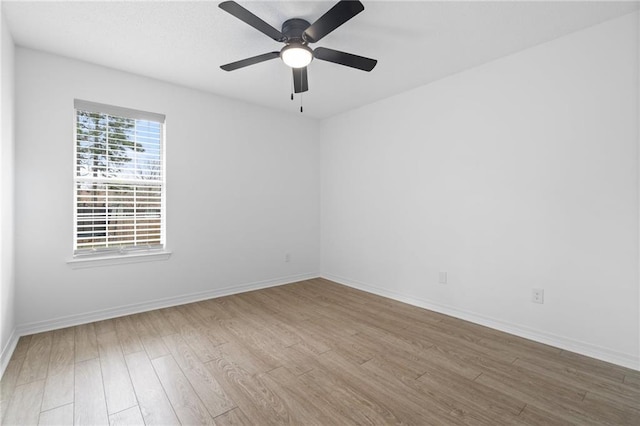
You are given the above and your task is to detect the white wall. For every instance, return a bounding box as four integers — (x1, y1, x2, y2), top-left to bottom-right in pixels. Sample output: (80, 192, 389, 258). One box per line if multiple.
(0, 11, 16, 371)
(320, 12, 640, 369)
(14, 48, 319, 331)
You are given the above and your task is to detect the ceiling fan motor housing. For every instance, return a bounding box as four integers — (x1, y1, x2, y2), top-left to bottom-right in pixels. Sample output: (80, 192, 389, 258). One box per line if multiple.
(282, 18, 311, 43)
(280, 18, 314, 68)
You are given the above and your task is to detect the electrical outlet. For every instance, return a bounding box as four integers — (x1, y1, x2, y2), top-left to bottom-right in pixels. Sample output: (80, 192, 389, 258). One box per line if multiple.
(439, 272, 447, 284)
(532, 288, 544, 304)
(285, 253, 291, 263)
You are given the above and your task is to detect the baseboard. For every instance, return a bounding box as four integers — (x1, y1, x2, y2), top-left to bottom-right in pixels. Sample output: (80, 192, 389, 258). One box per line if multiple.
(322, 272, 640, 371)
(0, 328, 19, 380)
(14, 271, 320, 339)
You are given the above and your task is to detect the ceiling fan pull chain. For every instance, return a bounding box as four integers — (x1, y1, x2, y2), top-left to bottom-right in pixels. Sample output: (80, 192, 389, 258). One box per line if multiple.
(290, 76, 294, 100)
(300, 92, 304, 113)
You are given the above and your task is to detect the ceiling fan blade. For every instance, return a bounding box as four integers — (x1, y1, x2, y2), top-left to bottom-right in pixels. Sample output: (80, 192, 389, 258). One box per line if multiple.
(293, 67, 309, 93)
(302, 0, 364, 44)
(220, 52, 280, 71)
(219, 1, 285, 41)
(314, 47, 377, 71)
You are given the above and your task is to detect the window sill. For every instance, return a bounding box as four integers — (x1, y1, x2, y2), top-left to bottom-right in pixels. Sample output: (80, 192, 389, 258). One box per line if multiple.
(67, 250, 172, 269)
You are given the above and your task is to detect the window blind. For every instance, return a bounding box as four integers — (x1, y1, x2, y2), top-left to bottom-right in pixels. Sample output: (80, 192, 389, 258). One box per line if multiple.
(74, 100, 166, 255)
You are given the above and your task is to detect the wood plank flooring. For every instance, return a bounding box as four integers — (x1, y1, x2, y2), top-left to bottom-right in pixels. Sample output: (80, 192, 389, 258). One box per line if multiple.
(1, 278, 639, 425)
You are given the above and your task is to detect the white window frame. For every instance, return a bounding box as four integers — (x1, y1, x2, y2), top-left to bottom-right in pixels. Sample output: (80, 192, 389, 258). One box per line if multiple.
(68, 100, 170, 268)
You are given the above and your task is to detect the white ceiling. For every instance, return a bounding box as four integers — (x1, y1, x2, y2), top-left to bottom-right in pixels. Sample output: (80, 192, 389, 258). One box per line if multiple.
(3, 0, 639, 118)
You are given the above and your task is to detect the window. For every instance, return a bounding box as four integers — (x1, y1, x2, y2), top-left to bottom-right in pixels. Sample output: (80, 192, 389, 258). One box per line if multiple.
(73, 100, 166, 258)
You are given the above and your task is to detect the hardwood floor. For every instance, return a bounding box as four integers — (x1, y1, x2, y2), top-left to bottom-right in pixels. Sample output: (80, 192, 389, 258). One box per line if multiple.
(1, 278, 639, 425)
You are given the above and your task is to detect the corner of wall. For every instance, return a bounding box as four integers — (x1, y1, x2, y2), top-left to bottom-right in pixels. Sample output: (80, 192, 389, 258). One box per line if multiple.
(636, 9, 640, 371)
(0, 9, 17, 379)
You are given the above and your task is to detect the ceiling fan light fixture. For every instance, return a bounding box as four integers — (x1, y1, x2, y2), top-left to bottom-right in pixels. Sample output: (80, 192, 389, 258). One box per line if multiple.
(281, 44, 313, 68)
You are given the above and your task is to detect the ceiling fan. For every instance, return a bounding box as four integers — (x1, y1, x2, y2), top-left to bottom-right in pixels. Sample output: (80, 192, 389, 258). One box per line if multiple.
(219, 0, 377, 95)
